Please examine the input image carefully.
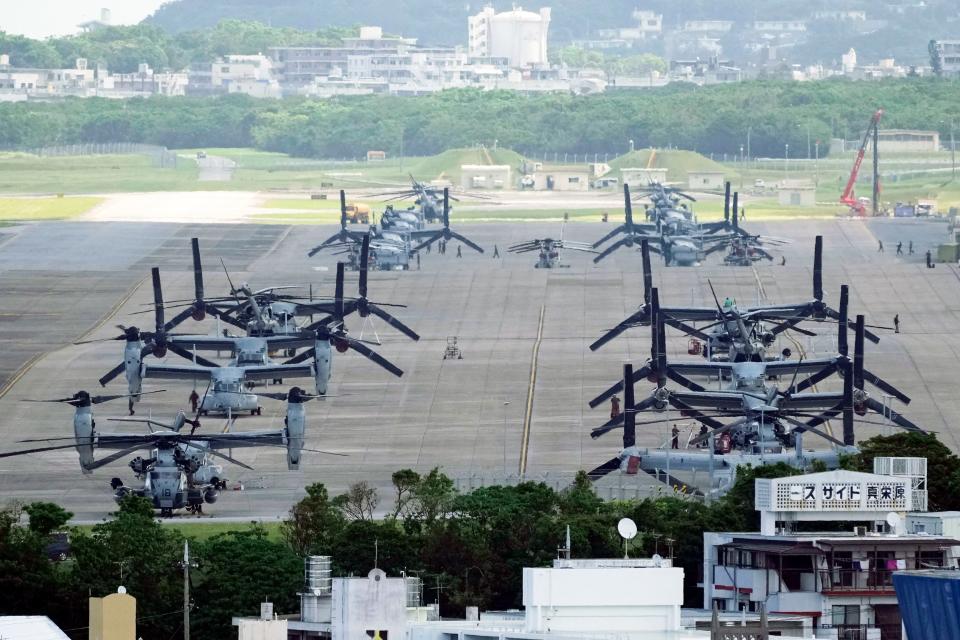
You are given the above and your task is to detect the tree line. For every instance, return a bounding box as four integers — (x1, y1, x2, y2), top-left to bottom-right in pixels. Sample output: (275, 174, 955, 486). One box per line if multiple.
(1, 79, 959, 158)
(0, 20, 354, 74)
(0, 432, 954, 640)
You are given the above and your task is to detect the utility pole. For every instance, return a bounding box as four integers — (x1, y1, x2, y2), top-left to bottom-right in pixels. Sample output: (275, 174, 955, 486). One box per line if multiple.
(872, 115, 880, 217)
(183, 541, 191, 640)
(951, 120, 956, 180)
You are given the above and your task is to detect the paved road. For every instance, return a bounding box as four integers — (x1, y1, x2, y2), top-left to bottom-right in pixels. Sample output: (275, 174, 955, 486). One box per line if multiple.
(0, 216, 955, 521)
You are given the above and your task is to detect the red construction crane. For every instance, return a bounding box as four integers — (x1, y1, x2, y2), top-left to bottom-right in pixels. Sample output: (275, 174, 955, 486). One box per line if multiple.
(841, 109, 883, 216)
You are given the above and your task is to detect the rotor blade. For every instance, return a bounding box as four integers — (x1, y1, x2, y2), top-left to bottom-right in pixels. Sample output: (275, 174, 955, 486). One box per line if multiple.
(588, 363, 652, 408)
(448, 231, 485, 254)
(368, 305, 420, 341)
(587, 457, 622, 481)
(778, 415, 845, 447)
(359, 234, 370, 299)
(99, 362, 127, 387)
(87, 444, 150, 470)
(92, 389, 165, 405)
(346, 340, 403, 377)
(861, 369, 911, 405)
(592, 224, 626, 249)
(589, 308, 649, 351)
(166, 344, 219, 368)
(412, 231, 443, 253)
(203, 447, 255, 471)
(164, 306, 196, 333)
(813, 236, 823, 301)
(863, 397, 924, 433)
(334, 263, 345, 321)
(285, 348, 316, 365)
(592, 237, 633, 263)
(191, 237, 204, 302)
(151, 267, 165, 335)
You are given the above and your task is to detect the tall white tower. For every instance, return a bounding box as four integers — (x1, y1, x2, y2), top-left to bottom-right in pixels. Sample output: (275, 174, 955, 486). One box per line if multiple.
(468, 6, 551, 67)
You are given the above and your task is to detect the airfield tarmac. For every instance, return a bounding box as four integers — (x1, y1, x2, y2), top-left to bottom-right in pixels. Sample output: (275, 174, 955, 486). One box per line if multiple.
(0, 212, 956, 521)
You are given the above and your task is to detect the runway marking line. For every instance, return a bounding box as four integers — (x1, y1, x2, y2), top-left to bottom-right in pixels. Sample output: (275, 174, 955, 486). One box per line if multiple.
(519, 304, 545, 477)
(0, 276, 146, 400)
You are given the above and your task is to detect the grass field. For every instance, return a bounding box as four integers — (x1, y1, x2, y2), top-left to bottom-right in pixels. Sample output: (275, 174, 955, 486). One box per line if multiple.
(0, 153, 201, 194)
(0, 196, 103, 220)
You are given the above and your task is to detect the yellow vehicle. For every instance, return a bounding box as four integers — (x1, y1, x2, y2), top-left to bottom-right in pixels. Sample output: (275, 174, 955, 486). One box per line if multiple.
(345, 203, 370, 224)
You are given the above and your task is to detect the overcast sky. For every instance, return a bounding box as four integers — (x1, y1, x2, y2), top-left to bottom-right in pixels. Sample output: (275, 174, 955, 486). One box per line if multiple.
(1, 1, 169, 38)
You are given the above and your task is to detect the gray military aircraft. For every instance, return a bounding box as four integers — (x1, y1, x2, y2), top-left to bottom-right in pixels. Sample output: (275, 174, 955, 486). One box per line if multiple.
(507, 222, 597, 268)
(6, 387, 339, 516)
(309, 189, 484, 269)
(586, 309, 922, 496)
(589, 236, 882, 355)
(593, 184, 778, 266)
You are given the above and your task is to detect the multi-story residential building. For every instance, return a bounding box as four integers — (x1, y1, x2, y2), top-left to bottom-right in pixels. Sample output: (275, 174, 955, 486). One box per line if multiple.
(188, 54, 279, 97)
(270, 26, 417, 87)
(752, 20, 808, 33)
(703, 468, 956, 640)
(596, 9, 663, 43)
(931, 40, 960, 77)
(682, 20, 734, 33)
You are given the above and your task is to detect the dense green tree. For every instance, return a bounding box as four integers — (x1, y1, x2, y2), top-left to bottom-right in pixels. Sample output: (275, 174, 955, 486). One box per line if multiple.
(192, 528, 303, 639)
(281, 482, 346, 556)
(67, 496, 184, 638)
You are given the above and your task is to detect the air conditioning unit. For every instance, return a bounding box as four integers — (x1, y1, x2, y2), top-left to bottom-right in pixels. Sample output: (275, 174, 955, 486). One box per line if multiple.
(854, 526, 868, 536)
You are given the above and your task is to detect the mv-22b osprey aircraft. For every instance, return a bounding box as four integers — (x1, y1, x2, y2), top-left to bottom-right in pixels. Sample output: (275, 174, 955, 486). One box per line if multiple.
(3, 387, 342, 516)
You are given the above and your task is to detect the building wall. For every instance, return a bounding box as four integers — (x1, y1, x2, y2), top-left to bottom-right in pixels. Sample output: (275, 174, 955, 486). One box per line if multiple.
(778, 188, 816, 207)
(237, 619, 287, 640)
(622, 168, 669, 187)
(523, 566, 683, 633)
(331, 569, 408, 640)
(460, 165, 512, 189)
(532, 170, 589, 191)
(688, 172, 725, 190)
(876, 130, 940, 153)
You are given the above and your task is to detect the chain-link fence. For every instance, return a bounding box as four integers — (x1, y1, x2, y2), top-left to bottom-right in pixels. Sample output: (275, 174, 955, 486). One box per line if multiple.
(14, 142, 178, 168)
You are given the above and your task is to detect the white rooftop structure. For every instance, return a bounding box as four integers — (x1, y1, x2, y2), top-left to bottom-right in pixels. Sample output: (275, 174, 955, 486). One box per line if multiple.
(468, 6, 551, 68)
(756, 469, 912, 535)
(0, 617, 70, 640)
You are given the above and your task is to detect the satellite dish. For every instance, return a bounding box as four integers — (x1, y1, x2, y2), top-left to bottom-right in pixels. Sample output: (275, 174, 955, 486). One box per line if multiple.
(652, 553, 663, 567)
(617, 517, 638, 540)
(117, 586, 127, 594)
(886, 512, 903, 529)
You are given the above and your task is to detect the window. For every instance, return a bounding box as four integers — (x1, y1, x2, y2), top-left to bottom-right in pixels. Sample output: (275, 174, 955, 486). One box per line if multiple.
(568, 176, 580, 184)
(832, 605, 860, 626)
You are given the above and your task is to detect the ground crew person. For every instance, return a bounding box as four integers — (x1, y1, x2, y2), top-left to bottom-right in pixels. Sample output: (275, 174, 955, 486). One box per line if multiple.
(896, 242, 903, 255)
(780, 256, 786, 266)
(878, 240, 884, 253)
(909, 241, 914, 255)
(457, 245, 462, 258)
(698, 425, 709, 447)
(610, 396, 621, 420)
(493, 245, 500, 258)
(189, 389, 200, 413)
(416, 252, 421, 270)
(671, 424, 680, 449)
(894, 314, 900, 334)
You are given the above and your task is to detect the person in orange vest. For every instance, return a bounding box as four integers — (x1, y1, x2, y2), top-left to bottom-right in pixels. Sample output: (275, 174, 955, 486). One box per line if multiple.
(610, 396, 621, 420)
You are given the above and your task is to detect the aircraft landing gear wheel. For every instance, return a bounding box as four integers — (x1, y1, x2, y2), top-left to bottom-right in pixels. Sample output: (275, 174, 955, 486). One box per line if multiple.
(160, 508, 173, 518)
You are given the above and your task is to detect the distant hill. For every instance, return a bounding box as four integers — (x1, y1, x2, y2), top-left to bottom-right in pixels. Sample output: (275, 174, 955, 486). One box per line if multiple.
(608, 149, 733, 182)
(405, 147, 526, 185)
(146, 0, 960, 64)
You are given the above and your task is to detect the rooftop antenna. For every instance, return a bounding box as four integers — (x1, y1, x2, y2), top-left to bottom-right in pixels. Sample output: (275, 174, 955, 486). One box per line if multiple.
(617, 517, 638, 559)
(557, 524, 572, 560)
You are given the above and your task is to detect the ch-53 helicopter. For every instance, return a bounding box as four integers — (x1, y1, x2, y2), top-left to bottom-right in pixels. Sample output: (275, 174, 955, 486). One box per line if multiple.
(589, 236, 882, 361)
(507, 221, 597, 268)
(593, 184, 778, 267)
(309, 190, 484, 270)
(585, 295, 922, 496)
(4, 387, 341, 517)
(378, 174, 493, 224)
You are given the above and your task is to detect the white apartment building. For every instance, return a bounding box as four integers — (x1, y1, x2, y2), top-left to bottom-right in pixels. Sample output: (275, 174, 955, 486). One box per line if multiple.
(468, 6, 551, 68)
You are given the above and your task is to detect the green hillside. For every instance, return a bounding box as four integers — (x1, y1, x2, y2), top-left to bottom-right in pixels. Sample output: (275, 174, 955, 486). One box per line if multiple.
(402, 147, 526, 184)
(608, 149, 736, 182)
